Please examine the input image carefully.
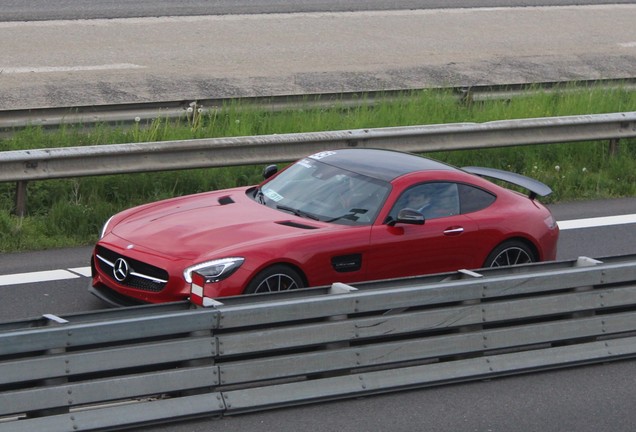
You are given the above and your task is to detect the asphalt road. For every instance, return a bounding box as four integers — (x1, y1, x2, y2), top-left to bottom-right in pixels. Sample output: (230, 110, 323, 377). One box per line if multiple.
(1, 0, 635, 21)
(1, 3, 636, 109)
(2, 197, 636, 323)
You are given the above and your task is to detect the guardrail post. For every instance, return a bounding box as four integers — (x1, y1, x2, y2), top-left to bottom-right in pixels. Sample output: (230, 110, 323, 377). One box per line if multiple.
(608, 138, 620, 157)
(455, 270, 485, 334)
(185, 273, 222, 397)
(326, 282, 358, 337)
(458, 87, 474, 106)
(445, 270, 486, 360)
(27, 314, 70, 418)
(572, 257, 602, 314)
(562, 257, 603, 346)
(14, 180, 27, 216)
(318, 283, 358, 378)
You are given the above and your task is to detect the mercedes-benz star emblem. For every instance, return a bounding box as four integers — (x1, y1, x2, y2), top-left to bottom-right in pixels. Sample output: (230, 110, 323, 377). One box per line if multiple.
(113, 258, 130, 282)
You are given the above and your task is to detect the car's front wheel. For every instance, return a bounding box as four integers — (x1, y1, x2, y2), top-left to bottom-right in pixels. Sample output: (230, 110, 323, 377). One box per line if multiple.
(244, 265, 305, 294)
(484, 240, 536, 268)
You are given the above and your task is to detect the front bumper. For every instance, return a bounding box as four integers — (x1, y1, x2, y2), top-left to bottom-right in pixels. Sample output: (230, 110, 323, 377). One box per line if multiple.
(88, 280, 148, 307)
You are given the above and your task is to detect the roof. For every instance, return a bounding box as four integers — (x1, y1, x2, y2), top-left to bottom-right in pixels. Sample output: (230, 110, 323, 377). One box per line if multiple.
(314, 148, 456, 182)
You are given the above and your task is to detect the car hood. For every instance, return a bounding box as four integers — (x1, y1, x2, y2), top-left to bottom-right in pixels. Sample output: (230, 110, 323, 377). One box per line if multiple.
(109, 188, 324, 260)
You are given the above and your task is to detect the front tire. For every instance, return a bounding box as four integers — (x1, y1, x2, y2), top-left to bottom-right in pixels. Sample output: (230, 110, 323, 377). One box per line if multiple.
(244, 265, 305, 294)
(484, 240, 536, 268)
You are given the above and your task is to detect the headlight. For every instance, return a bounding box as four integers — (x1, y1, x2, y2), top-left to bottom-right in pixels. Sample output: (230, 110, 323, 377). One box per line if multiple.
(100, 216, 115, 238)
(183, 257, 245, 283)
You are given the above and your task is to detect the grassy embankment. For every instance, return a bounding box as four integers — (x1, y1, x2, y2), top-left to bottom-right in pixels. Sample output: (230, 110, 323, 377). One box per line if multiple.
(1, 86, 635, 252)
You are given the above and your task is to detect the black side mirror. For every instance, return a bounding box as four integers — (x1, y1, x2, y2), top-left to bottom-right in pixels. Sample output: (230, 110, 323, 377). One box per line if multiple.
(394, 208, 425, 225)
(263, 164, 278, 179)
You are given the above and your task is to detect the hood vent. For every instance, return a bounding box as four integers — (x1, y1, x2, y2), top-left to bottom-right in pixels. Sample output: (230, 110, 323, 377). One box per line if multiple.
(218, 196, 234, 205)
(276, 221, 319, 230)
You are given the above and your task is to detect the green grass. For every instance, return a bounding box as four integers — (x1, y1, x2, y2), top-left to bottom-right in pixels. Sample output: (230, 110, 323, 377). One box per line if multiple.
(1, 86, 635, 253)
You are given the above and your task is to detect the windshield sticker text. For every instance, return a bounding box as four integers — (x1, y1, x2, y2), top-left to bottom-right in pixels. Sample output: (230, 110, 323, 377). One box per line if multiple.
(298, 158, 313, 168)
(309, 151, 337, 160)
(263, 188, 284, 202)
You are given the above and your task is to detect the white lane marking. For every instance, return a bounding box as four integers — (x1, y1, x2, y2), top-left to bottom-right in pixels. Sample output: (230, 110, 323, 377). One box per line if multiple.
(0, 269, 81, 286)
(619, 42, 636, 48)
(68, 267, 92, 277)
(558, 214, 636, 230)
(0, 214, 635, 286)
(0, 64, 145, 74)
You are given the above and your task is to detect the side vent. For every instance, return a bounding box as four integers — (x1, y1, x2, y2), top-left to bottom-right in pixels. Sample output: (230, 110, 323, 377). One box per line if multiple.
(331, 254, 362, 273)
(218, 196, 234, 205)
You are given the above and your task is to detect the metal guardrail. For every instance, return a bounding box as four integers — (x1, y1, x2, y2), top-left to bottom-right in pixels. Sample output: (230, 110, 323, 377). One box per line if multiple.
(2, 111, 636, 216)
(2, 254, 636, 431)
(2, 79, 635, 132)
(2, 112, 636, 183)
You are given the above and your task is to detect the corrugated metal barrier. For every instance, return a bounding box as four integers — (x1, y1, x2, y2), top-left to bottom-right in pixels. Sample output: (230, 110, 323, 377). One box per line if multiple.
(2, 254, 636, 431)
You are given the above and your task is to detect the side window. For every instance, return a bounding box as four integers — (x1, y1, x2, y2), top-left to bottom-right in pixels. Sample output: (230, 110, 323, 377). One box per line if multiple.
(391, 182, 460, 220)
(458, 184, 496, 214)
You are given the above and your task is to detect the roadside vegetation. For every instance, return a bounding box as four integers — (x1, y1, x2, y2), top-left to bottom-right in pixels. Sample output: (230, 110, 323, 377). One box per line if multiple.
(1, 85, 635, 252)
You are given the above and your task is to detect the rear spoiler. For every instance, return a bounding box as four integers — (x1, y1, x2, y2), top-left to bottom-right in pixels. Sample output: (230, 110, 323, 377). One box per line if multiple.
(462, 166, 552, 200)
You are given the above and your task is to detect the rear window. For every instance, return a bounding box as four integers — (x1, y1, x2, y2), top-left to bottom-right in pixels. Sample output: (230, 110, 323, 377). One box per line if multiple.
(458, 184, 496, 214)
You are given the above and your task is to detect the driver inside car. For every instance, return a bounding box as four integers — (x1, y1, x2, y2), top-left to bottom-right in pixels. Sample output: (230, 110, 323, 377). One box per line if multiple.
(405, 189, 432, 213)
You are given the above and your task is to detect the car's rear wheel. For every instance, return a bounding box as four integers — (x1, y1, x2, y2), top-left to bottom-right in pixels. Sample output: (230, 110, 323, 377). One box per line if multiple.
(484, 240, 536, 268)
(244, 265, 305, 294)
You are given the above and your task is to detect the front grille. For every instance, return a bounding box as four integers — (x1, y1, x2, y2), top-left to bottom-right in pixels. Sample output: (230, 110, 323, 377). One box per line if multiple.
(96, 245, 169, 292)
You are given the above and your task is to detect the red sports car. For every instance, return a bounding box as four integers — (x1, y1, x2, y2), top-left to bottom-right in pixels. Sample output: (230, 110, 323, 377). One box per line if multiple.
(90, 148, 559, 305)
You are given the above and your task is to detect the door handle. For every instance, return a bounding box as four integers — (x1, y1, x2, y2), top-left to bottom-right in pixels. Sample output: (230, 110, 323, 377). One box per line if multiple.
(443, 227, 464, 235)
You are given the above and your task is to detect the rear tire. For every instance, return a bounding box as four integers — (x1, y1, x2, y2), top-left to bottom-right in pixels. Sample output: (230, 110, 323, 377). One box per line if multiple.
(484, 240, 536, 268)
(244, 265, 305, 294)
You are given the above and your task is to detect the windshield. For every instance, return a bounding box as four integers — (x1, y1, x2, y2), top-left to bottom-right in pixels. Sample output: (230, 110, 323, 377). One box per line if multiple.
(253, 157, 391, 225)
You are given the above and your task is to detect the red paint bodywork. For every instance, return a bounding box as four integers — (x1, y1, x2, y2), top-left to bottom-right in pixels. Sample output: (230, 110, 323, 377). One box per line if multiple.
(90, 150, 559, 305)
